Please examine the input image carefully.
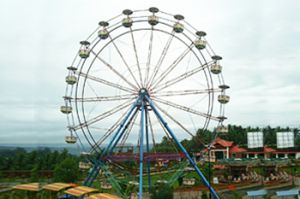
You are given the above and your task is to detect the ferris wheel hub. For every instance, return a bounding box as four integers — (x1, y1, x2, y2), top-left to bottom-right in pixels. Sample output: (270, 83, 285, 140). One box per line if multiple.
(138, 88, 149, 97)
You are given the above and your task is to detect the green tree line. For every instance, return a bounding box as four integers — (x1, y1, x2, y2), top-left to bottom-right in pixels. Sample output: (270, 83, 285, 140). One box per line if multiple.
(153, 125, 300, 153)
(0, 148, 81, 182)
(0, 148, 77, 171)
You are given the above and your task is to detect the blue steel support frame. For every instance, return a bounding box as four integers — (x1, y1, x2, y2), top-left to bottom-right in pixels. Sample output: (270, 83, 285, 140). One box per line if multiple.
(83, 97, 140, 186)
(139, 101, 145, 199)
(145, 109, 152, 192)
(107, 108, 140, 156)
(145, 96, 221, 199)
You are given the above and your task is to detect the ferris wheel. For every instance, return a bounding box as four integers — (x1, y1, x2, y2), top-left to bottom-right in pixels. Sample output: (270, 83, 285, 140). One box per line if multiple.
(61, 7, 229, 199)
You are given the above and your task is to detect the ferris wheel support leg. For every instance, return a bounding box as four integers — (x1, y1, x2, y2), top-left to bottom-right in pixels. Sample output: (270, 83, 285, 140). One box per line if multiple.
(83, 98, 141, 187)
(146, 96, 221, 199)
(139, 102, 145, 199)
(145, 109, 152, 192)
(107, 108, 139, 156)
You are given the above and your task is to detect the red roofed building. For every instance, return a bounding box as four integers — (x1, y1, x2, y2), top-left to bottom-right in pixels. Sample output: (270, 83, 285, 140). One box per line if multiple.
(246, 146, 276, 159)
(201, 137, 247, 162)
(199, 137, 300, 162)
(230, 145, 247, 154)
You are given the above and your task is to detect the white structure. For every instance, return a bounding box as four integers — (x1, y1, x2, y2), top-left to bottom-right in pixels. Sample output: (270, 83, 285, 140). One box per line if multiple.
(277, 132, 294, 148)
(79, 162, 92, 170)
(247, 132, 264, 148)
(101, 182, 112, 190)
(183, 178, 195, 186)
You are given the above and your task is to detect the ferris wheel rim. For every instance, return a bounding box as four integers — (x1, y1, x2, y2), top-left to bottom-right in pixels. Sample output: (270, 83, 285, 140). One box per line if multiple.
(64, 8, 228, 154)
(62, 9, 230, 199)
(75, 28, 215, 150)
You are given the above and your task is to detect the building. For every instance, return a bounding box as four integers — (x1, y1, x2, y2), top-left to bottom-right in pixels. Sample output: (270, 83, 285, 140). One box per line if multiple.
(198, 137, 300, 162)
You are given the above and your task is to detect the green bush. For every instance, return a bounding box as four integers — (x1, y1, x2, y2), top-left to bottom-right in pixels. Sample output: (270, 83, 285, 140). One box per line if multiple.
(201, 191, 208, 199)
(232, 191, 242, 199)
(53, 157, 80, 183)
(150, 185, 173, 199)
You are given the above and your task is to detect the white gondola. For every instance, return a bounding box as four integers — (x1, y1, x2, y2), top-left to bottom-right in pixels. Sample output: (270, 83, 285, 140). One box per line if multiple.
(65, 75, 77, 85)
(101, 182, 112, 190)
(98, 29, 109, 39)
(173, 22, 184, 33)
(211, 64, 222, 74)
(80, 151, 91, 156)
(156, 180, 168, 184)
(79, 49, 90, 59)
(218, 95, 230, 104)
(79, 162, 91, 170)
(216, 125, 229, 134)
(122, 17, 133, 27)
(79, 41, 90, 59)
(194, 39, 207, 50)
(183, 167, 194, 171)
(128, 181, 139, 186)
(148, 15, 159, 26)
(60, 106, 72, 114)
(65, 135, 77, 144)
(183, 178, 195, 186)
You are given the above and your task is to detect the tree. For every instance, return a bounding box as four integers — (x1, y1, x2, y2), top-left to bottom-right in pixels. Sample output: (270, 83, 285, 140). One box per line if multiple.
(30, 164, 39, 182)
(12, 148, 26, 170)
(222, 125, 247, 145)
(57, 149, 70, 162)
(177, 176, 183, 186)
(152, 136, 178, 152)
(232, 191, 242, 199)
(201, 192, 208, 199)
(53, 157, 80, 183)
(294, 128, 300, 149)
(150, 185, 173, 199)
(25, 150, 37, 170)
(263, 126, 276, 146)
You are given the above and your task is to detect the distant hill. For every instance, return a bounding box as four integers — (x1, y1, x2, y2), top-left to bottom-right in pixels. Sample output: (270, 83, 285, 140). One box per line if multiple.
(0, 143, 154, 155)
(0, 144, 82, 155)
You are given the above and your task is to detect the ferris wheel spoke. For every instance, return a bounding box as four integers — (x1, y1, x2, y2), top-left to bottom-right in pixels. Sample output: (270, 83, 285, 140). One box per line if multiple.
(75, 94, 135, 102)
(154, 102, 205, 145)
(84, 82, 101, 118)
(108, 35, 141, 88)
(78, 71, 135, 93)
(144, 28, 154, 87)
(74, 99, 133, 130)
(151, 44, 194, 89)
(91, 51, 138, 90)
(153, 109, 179, 153)
(153, 97, 219, 121)
(89, 106, 131, 153)
(153, 61, 214, 92)
(152, 88, 221, 97)
(147, 31, 175, 88)
(119, 109, 139, 148)
(147, 111, 156, 153)
(129, 27, 143, 87)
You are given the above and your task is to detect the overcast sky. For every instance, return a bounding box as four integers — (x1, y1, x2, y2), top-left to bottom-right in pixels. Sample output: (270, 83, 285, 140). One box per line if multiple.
(0, 0, 299, 144)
